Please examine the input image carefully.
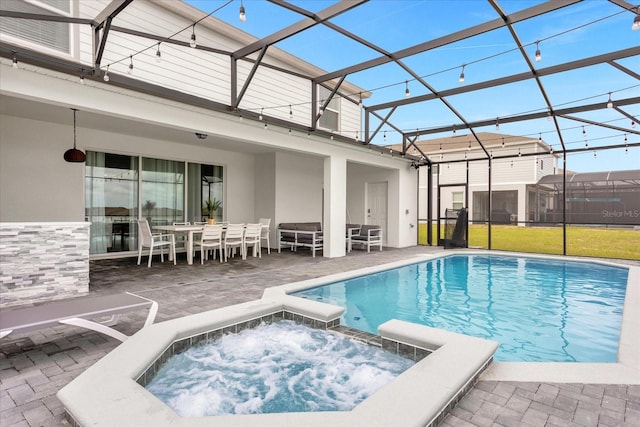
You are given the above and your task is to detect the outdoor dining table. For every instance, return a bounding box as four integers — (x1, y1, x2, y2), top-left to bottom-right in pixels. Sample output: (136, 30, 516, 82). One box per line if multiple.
(153, 223, 268, 265)
(153, 224, 204, 265)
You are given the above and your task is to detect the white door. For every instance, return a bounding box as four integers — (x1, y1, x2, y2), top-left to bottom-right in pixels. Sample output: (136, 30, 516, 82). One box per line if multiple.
(366, 182, 388, 244)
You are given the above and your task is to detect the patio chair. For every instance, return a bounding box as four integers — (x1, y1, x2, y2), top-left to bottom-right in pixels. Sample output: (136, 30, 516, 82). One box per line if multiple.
(346, 224, 361, 252)
(350, 224, 383, 252)
(137, 219, 176, 267)
(223, 223, 245, 262)
(259, 218, 271, 254)
(194, 224, 223, 264)
(243, 223, 262, 259)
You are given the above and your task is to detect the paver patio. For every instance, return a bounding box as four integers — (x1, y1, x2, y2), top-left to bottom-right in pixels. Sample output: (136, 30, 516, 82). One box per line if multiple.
(1, 246, 638, 426)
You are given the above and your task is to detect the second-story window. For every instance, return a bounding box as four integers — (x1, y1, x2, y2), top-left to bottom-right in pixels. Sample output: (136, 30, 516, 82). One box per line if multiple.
(318, 85, 340, 132)
(0, 0, 71, 54)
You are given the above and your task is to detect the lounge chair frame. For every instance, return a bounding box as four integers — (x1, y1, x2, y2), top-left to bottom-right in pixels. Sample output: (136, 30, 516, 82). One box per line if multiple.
(0, 292, 158, 342)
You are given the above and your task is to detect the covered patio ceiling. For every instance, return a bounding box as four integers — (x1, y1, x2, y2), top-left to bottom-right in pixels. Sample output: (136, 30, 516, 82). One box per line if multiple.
(1, 0, 638, 167)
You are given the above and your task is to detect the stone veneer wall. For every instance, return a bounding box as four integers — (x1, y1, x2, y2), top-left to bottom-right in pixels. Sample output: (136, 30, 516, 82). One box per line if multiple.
(0, 222, 90, 307)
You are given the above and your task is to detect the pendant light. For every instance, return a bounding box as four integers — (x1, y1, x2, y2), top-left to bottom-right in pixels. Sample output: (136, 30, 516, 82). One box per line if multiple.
(63, 108, 86, 163)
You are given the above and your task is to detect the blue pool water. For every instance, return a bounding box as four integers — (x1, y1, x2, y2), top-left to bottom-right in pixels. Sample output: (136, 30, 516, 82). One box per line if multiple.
(292, 255, 629, 362)
(146, 321, 414, 416)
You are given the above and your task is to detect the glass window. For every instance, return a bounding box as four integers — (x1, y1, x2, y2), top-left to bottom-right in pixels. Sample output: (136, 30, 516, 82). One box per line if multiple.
(318, 86, 340, 132)
(0, 0, 71, 53)
(85, 152, 138, 254)
(187, 163, 224, 223)
(452, 191, 464, 210)
(86, 152, 224, 256)
(141, 157, 185, 227)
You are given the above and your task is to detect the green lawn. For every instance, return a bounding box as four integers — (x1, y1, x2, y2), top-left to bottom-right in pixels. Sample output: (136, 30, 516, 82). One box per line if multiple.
(418, 224, 640, 260)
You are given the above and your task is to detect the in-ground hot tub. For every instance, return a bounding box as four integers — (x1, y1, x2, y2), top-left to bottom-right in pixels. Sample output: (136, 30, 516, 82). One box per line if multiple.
(58, 294, 498, 427)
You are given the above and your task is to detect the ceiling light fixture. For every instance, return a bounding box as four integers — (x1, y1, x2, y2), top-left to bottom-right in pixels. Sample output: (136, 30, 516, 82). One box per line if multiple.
(63, 108, 86, 163)
(459, 65, 465, 84)
(405, 81, 410, 98)
(103, 65, 110, 82)
(582, 126, 586, 137)
(633, 8, 640, 30)
(128, 55, 133, 74)
(289, 105, 293, 119)
(190, 24, 197, 48)
(12, 52, 18, 68)
(79, 69, 85, 85)
(156, 43, 162, 63)
(239, 0, 246, 22)
(452, 125, 456, 136)
(258, 108, 263, 121)
(195, 132, 207, 140)
(607, 92, 613, 108)
(547, 111, 552, 121)
(534, 40, 541, 62)
(383, 131, 387, 141)
(502, 138, 505, 147)
(495, 117, 500, 130)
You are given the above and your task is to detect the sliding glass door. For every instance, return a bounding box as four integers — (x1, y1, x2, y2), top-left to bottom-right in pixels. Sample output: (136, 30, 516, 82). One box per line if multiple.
(85, 152, 138, 254)
(141, 157, 185, 227)
(86, 151, 223, 256)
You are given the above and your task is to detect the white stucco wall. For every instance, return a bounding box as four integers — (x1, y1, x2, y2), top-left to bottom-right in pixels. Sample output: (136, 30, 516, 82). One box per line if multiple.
(0, 116, 85, 222)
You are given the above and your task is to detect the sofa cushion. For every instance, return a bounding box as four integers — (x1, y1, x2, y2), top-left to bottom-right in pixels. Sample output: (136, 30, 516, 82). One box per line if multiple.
(297, 223, 321, 232)
(279, 223, 298, 231)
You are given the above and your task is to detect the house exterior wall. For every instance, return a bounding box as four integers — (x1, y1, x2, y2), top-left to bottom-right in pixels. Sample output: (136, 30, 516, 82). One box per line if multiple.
(0, 0, 418, 304)
(71, 0, 360, 138)
(0, 222, 90, 307)
(274, 151, 324, 225)
(421, 147, 557, 225)
(0, 115, 85, 221)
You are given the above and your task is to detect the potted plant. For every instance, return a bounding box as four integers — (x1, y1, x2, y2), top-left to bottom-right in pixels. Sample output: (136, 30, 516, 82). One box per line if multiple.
(204, 197, 222, 224)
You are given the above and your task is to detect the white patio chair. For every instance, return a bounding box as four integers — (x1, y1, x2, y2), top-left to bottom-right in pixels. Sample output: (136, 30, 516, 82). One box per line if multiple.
(259, 218, 271, 254)
(349, 224, 383, 252)
(137, 219, 176, 267)
(243, 223, 262, 259)
(194, 224, 223, 264)
(223, 223, 245, 262)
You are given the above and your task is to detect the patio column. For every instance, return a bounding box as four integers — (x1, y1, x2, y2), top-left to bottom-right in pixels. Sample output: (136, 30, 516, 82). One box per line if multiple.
(323, 155, 347, 258)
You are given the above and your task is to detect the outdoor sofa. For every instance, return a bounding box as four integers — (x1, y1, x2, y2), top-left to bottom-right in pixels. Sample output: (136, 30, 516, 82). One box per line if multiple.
(277, 222, 323, 257)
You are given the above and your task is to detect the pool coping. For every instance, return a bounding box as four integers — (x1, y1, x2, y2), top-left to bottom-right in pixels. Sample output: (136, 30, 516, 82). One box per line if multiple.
(263, 249, 640, 385)
(57, 292, 498, 427)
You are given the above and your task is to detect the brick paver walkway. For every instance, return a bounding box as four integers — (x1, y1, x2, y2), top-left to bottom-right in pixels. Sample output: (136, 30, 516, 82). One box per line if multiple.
(1, 246, 638, 426)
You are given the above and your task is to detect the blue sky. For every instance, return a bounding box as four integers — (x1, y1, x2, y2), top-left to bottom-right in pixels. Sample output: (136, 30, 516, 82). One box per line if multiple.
(184, 0, 639, 172)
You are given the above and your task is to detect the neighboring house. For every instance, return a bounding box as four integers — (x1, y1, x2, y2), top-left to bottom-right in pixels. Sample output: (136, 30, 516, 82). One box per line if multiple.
(390, 132, 559, 225)
(0, 0, 418, 304)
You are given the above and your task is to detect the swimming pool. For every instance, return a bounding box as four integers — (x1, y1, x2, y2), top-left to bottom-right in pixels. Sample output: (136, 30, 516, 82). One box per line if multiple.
(292, 254, 629, 363)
